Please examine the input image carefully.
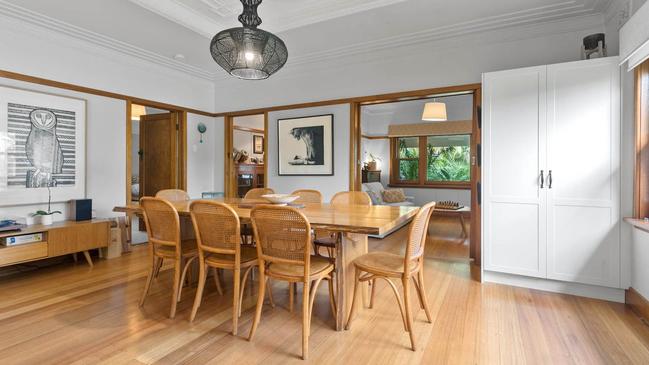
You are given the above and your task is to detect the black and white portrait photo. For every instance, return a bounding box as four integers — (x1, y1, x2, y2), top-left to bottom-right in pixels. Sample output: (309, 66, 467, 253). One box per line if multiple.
(278, 114, 333, 175)
(0, 87, 86, 206)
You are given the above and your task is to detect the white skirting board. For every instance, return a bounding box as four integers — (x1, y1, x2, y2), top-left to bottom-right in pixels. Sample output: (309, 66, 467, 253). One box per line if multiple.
(483, 271, 626, 303)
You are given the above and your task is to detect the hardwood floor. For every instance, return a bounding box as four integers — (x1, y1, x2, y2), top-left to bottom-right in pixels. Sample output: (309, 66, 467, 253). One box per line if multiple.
(1, 222, 649, 364)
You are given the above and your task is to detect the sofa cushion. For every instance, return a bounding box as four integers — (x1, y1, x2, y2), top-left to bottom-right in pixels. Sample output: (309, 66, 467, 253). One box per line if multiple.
(382, 188, 407, 203)
(366, 191, 383, 205)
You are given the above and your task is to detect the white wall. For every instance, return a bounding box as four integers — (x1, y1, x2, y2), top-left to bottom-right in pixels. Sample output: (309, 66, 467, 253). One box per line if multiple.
(0, 13, 214, 112)
(0, 77, 126, 220)
(186, 113, 219, 199)
(267, 104, 349, 201)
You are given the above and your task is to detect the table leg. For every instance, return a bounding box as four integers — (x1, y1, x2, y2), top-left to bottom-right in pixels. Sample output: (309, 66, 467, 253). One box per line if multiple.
(334, 232, 368, 331)
(459, 215, 468, 239)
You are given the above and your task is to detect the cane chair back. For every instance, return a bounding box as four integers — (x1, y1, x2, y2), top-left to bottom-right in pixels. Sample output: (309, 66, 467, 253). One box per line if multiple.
(404, 201, 436, 271)
(291, 189, 323, 204)
(140, 197, 181, 253)
(250, 205, 312, 273)
(331, 191, 372, 206)
(156, 189, 190, 201)
(189, 200, 241, 256)
(244, 187, 275, 199)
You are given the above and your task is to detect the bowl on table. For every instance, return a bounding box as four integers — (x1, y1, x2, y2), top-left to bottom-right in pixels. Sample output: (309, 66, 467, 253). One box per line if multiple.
(261, 194, 299, 205)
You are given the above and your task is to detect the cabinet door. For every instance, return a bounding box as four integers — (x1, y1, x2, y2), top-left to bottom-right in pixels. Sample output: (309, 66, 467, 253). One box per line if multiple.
(482, 66, 547, 277)
(546, 58, 620, 287)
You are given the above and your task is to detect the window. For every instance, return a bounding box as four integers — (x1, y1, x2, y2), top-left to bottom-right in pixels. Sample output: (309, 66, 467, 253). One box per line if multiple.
(391, 134, 471, 188)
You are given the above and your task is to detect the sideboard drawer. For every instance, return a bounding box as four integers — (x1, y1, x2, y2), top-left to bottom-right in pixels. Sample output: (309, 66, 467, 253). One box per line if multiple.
(0, 242, 48, 267)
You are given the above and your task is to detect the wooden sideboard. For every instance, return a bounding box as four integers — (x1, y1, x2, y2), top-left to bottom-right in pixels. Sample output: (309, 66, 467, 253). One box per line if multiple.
(236, 163, 265, 198)
(362, 169, 381, 183)
(0, 219, 110, 268)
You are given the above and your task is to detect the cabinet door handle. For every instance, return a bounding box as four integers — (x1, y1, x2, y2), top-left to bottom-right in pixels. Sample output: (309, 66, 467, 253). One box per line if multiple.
(548, 170, 553, 189)
(540, 170, 544, 188)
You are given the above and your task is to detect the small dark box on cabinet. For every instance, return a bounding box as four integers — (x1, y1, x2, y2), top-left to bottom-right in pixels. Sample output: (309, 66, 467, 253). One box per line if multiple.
(69, 199, 92, 221)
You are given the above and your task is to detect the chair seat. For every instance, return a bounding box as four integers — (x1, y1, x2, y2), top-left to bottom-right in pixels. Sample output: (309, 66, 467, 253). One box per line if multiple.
(268, 255, 334, 280)
(205, 246, 258, 267)
(155, 239, 198, 258)
(353, 251, 417, 277)
(313, 236, 337, 248)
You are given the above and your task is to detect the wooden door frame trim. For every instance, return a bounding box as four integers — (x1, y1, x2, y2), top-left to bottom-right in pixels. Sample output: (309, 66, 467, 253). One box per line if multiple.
(125, 106, 186, 202)
(0, 69, 214, 116)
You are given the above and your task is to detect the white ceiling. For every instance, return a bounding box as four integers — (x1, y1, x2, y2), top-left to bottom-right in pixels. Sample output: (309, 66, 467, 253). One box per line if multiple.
(0, 0, 614, 80)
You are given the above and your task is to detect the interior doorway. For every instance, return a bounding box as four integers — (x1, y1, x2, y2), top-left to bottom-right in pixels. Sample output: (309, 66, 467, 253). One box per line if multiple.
(354, 84, 481, 278)
(127, 102, 186, 238)
(224, 113, 268, 198)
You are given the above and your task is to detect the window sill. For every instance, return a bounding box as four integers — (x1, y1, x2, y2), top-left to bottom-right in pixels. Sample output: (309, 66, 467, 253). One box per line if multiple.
(388, 182, 471, 190)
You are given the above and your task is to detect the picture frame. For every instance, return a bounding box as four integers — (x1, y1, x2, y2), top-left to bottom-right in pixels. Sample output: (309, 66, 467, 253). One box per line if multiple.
(253, 134, 264, 154)
(0, 86, 86, 206)
(277, 114, 334, 176)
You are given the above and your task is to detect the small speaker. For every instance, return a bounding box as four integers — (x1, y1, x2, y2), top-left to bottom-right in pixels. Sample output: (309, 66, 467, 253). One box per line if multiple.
(69, 199, 92, 221)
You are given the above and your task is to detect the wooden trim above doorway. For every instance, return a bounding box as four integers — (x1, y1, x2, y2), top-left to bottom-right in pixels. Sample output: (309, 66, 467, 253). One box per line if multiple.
(233, 125, 264, 134)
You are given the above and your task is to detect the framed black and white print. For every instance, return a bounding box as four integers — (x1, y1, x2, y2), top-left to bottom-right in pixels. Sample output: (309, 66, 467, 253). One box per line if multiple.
(277, 114, 333, 176)
(0, 86, 86, 206)
(253, 135, 264, 154)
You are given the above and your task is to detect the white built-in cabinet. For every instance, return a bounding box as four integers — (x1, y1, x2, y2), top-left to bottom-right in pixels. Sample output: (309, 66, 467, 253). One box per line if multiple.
(482, 57, 620, 288)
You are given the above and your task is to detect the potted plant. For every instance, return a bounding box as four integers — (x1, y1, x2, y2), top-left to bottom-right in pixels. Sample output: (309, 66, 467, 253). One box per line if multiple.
(30, 186, 61, 225)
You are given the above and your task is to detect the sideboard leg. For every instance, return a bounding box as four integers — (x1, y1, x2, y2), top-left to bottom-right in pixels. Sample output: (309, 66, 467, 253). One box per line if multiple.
(82, 250, 94, 268)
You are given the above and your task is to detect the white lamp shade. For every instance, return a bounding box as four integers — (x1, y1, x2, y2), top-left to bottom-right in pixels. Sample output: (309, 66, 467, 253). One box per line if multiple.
(422, 102, 447, 121)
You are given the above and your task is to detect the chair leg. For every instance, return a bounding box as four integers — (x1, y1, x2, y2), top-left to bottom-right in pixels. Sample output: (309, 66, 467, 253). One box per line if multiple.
(327, 275, 337, 322)
(289, 282, 295, 312)
(189, 263, 208, 322)
(170, 259, 182, 319)
(212, 267, 224, 295)
(302, 279, 311, 360)
(178, 256, 196, 302)
(139, 256, 158, 307)
(377, 276, 408, 332)
(402, 277, 416, 351)
(416, 270, 433, 323)
(239, 265, 255, 317)
(154, 257, 164, 278)
(369, 278, 377, 309)
(308, 277, 325, 331)
(412, 276, 425, 310)
(248, 270, 266, 341)
(232, 268, 241, 336)
(344, 267, 361, 330)
(267, 277, 276, 308)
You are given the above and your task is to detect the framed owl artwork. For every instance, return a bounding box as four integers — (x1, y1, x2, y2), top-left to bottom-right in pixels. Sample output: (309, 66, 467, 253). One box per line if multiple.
(0, 86, 86, 206)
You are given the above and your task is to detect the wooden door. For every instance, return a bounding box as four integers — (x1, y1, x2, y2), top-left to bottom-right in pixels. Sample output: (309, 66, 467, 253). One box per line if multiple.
(546, 58, 620, 288)
(139, 113, 178, 198)
(482, 65, 548, 278)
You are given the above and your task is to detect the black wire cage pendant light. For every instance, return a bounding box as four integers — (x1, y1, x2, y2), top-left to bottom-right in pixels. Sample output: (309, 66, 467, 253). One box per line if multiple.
(210, 0, 288, 80)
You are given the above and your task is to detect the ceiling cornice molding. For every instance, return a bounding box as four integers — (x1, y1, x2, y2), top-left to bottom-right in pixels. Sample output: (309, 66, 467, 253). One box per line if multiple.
(0, 0, 609, 83)
(0, 0, 217, 80)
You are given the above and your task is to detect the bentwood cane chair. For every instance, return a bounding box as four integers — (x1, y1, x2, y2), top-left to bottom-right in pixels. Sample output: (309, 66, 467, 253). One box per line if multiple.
(156, 189, 191, 201)
(313, 191, 372, 257)
(188, 200, 259, 335)
(291, 189, 323, 204)
(248, 205, 336, 360)
(241, 187, 276, 245)
(345, 201, 436, 351)
(139, 197, 198, 319)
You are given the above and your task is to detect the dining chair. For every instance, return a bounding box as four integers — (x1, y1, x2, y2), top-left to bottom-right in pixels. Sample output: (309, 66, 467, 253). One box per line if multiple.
(248, 205, 336, 360)
(188, 200, 258, 335)
(139, 197, 198, 319)
(244, 187, 275, 199)
(156, 189, 191, 201)
(345, 201, 436, 351)
(291, 189, 323, 204)
(313, 191, 372, 257)
(241, 187, 275, 244)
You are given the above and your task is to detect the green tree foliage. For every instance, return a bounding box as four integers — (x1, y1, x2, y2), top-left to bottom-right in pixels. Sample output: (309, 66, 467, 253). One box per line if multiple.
(426, 145, 470, 181)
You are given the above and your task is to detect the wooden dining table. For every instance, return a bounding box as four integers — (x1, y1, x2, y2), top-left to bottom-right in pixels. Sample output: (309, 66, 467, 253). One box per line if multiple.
(113, 197, 419, 330)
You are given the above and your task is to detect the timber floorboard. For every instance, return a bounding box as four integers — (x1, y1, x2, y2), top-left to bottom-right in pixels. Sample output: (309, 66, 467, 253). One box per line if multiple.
(0, 222, 648, 364)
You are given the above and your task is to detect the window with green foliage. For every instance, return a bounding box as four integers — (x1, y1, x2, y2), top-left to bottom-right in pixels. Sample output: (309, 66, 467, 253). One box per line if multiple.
(391, 135, 470, 187)
(426, 135, 470, 182)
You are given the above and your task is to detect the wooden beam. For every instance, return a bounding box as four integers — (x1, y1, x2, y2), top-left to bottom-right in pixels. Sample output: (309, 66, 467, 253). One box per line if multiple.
(213, 83, 482, 117)
(361, 134, 389, 139)
(0, 69, 214, 116)
(233, 125, 264, 134)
